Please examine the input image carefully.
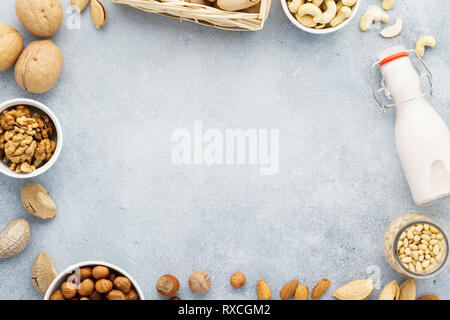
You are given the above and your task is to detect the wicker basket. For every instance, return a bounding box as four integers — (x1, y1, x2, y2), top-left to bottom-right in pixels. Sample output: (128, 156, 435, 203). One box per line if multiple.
(109, 0, 271, 31)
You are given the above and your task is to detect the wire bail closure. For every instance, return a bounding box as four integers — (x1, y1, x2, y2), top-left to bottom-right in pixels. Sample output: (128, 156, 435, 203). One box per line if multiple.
(371, 49, 433, 112)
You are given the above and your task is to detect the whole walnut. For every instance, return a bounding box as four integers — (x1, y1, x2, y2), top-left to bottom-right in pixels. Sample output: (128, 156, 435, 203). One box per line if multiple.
(14, 40, 63, 94)
(0, 24, 23, 71)
(15, 0, 63, 37)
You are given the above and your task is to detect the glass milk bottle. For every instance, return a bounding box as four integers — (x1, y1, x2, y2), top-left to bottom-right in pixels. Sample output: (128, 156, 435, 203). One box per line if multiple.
(372, 45, 450, 205)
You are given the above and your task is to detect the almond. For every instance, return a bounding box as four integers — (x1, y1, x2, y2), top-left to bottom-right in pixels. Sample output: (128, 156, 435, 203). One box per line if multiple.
(332, 279, 374, 300)
(257, 280, 271, 300)
(399, 278, 416, 300)
(378, 280, 400, 300)
(311, 278, 330, 300)
(280, 280, 298, 300)
(418, 295, 439, 300)
(294, 284, 309, 300)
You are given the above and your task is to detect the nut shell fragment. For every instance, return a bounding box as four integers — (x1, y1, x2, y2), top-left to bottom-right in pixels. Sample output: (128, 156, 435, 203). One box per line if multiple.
(90, 0, 107, 29)
(399, 278, 416, 300)
(0, 219, 31, 258)
(332, 279, 374, 300)
(21, 183, 56, 219)
(31, 252, 58, 296)
(378, 280, 399, 300)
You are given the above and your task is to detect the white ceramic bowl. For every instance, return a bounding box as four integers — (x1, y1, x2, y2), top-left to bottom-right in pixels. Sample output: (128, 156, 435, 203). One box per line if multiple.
(44, 261, 145, 300)
(281, 0, 361, 34)
(0, 98, 63, 179)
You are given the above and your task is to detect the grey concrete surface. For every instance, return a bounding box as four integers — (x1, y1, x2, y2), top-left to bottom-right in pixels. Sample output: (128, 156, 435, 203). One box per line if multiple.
(0, 0, 449, 300)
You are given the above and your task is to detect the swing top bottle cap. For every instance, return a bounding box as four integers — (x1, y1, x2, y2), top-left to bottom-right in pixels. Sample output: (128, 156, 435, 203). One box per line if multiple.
(378, 45, 409, 65)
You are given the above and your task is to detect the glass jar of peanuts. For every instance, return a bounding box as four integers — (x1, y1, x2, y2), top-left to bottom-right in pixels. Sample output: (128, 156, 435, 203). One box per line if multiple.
(383, 213, 449, 278)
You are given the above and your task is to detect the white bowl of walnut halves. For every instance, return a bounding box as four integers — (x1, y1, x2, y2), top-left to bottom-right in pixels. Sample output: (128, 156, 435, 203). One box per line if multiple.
(0, 98, 63, 178)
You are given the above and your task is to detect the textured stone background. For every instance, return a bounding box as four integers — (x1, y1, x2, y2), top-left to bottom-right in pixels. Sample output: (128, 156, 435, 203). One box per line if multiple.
(0, 0, 449, 300)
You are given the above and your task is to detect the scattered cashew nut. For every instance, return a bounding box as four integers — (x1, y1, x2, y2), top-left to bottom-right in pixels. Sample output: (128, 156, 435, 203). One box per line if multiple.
(360, 8, 390, 31)
(379, 17, 402, 38)
(330, 6, 352, 27)
(314, 0, 336, 24)
(415, 35, 436, 58)
(0, 219, 30, 258)
(382, 0, 395, 10)
(31, 252, 58, 296)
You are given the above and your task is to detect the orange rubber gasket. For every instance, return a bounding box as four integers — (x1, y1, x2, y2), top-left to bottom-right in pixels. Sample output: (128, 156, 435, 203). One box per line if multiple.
(379, 51, 409, 66)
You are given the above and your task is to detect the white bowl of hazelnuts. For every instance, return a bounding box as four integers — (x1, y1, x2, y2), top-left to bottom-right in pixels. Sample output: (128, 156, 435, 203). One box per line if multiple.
(44, 261, 145, 300)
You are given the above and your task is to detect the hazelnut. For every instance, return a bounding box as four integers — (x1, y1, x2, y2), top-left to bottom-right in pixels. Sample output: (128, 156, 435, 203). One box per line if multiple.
(61, 281, 78, 299)
(188, 271, 211, 294)
(230, 272, 247, 289)
(92, 265, 110, 279)
(78, 279, 95, 297)
(125, 289, 139, 301)
(108, 272, 117, 282)
(50, 289, 65, 300)
(89, 290, 103, 300)
(80, 267, 92, 280)
(156, 274, 180, 297)
(114, 276, 132, 294)
(106, 290, 126, 300)
(95, 279, 113, 293)
(80, 297, 89, 300)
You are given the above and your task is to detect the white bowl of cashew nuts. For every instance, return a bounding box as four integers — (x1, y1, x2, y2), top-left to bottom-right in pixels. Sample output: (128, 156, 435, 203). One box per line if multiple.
(281, 0, 360, 34)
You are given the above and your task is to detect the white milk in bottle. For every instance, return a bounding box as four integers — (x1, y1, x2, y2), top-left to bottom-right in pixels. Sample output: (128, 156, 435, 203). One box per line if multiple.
(374, 45, 450, 205)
